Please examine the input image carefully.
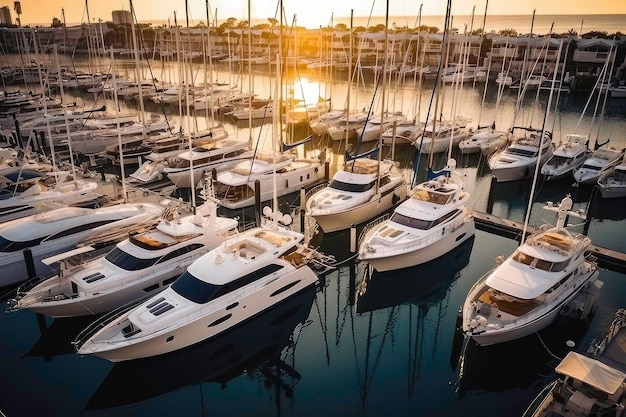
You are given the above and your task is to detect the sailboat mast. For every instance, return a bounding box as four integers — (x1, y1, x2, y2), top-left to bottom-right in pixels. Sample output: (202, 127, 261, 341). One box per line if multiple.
(129, 0, 146, 127)
(376, 0, 390, 194)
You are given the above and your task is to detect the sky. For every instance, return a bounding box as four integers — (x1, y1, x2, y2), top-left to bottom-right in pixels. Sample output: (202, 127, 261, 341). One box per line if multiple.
(6, 0, 626, 28)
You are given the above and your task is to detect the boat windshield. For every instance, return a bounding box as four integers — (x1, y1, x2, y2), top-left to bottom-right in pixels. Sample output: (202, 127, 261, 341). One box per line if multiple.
(391, 209, 461, 230)
(105, 247, 160, 271)
(171, 271, 221, 304)
(505, 148, 537, 158)
(581, 164, 600, 171)
(0, 235, 44, 252)
(511, 250, 569, 272)
(546, 155, 572, 167)
(329, 179, 375, 193)
(172, 263, 285, 304)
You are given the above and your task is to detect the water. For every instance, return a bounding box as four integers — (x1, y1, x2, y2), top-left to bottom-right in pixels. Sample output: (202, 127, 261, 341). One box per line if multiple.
(0, 56, 625, 417)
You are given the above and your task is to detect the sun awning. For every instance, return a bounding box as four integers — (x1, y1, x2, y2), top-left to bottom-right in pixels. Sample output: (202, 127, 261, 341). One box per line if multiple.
(556, 351, 626, 394)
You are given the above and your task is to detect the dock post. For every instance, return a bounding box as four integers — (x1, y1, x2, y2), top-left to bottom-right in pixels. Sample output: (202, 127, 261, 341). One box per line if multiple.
(300, 187, 306, 235)
(254, 179, 261, 227)
(584, 186, 599, 235)
(350, 223, 357, 253)
(12, 115, 24, 148)
(486, 176, 497, 214)
(23, 248, 36, 279)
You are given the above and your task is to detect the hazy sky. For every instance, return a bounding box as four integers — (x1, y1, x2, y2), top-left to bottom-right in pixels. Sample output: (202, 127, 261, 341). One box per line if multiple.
(8, 0, 626, 28)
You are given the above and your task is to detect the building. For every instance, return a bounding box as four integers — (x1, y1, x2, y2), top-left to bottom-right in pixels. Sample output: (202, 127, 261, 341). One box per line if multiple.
(112, 10, 132, 25)
(0, 6, 11, 25)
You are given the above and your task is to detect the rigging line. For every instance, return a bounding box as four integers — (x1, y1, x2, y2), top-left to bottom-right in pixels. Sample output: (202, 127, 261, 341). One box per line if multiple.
(535, 332, 562, 361)
(130, 6, 174, 134)
(411, 0, 452, 188)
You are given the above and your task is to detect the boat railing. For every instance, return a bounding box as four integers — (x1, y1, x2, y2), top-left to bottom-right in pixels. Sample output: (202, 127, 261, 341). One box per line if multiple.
(72, 295, 152, 350)
(304, 182, 329, 203)
(357, 213, 390, 247)
(361, 212, 471, 255)
(520, 379, 559, 417)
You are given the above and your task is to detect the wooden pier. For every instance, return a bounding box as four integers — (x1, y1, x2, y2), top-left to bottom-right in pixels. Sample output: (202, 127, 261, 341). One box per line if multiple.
(472, 210, 626, 274)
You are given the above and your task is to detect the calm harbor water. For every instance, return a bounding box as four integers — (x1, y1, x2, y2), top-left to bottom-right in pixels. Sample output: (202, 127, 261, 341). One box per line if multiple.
(1, 56, 625, 417)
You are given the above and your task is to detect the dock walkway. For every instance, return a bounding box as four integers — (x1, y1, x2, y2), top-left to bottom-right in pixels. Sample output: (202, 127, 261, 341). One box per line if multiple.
(472, 211, 626, 273)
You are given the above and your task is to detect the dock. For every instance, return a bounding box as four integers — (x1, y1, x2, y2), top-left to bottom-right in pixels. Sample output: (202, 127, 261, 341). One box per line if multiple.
(472, 210, 626, 274)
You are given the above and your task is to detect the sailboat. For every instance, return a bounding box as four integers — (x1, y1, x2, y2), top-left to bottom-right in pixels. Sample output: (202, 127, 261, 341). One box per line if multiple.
(461, 195, 600, 346)
(73, 13, 333, 361)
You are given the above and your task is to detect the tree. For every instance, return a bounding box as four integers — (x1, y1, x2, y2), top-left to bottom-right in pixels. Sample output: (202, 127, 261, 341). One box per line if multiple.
(51, 17, 63, 28)
(497, 28, 518, 37)
(334, 23, 348, 31)
(267, 18, 278, 28)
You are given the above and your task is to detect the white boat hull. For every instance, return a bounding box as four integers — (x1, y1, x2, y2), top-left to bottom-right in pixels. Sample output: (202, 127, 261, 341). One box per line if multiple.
(77, 267, 318, 362)
(463, 268, 598, 346)
(363, 219, 475, 272)
(310, 183, 407, 233)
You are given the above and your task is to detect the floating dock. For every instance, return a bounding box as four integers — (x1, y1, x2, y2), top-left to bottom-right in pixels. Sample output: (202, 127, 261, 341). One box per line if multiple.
(472, 210, 626, 274)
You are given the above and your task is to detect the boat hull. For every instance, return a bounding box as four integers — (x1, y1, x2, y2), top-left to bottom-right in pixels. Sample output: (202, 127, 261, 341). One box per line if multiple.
(463, 269, 598, 346)
(310, 183, 407, 233)
(363, 219, 475, 272)
(78, 267, 318, 362)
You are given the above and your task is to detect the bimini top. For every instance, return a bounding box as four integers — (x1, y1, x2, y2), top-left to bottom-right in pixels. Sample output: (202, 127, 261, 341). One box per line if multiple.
(556, 351, 626, 394)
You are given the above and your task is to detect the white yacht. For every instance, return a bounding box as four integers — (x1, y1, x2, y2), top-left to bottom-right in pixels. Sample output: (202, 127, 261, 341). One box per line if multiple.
(461, 196, 599, 346)
(163, 132, 250, 188)
(0, 169, 100, 223)
(358, 160, 475, 272)
(7, 200, 239, 318)
(327, 112, 370, 141)
(488, 128, 554, 182)
(73, 216, 320, 362)
(414, 120, 470, 154)
(540, 133, 590, 181)
(458, 127, 508, 155)
(573, 146, 624, 185)
(309, 110, 345, 136)
(358, 112, 407, 143)
(214, 150, 324, 210)
(306, 156, 407, 233)
(597, 158, 626, 199)
(0, 203, 163, 287)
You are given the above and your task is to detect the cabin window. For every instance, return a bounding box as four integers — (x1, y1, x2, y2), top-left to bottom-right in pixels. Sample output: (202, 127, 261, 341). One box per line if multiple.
(329, 179, 374, 193)
(105, 247, 159, 271)
(45, 220, 112, 241)
(157, 244, 205, 263)
(171, 264, 285, 304)
(0, 235, 45, 252)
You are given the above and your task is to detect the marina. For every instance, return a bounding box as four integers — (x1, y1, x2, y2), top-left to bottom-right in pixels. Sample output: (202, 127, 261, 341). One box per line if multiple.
(0, 5, 626, 416)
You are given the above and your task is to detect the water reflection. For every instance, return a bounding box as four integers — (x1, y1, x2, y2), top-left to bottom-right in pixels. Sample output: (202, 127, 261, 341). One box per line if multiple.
(348, 236, 474, 411)
(26, 315, 98, 360)
(85, 285, 317, 411)
(454, 311, 593, 395)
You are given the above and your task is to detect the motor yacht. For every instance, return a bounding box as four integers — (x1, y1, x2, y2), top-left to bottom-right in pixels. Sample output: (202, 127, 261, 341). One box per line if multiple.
(7, 199, 239, 318)
(306, 156, 407, 233)
(458, 126, 508, 155)
(0, 202, 163, 287)
(0, 169, 100, 223)
(73, 213, 321, 362)
(540, 134, 590, 181)
(163, 130, 250, 188)
(214, 151, 325, 210)
(462, 196, 599, 346)
(573, 146, 624, 185)
(488, 127, 554, 182)
(597, 158, 626, 199)
(358, 160, 475, 271)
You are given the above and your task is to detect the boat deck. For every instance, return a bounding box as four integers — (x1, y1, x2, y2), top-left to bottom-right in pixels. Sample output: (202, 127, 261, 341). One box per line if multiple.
(601, 327, 626, 372)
